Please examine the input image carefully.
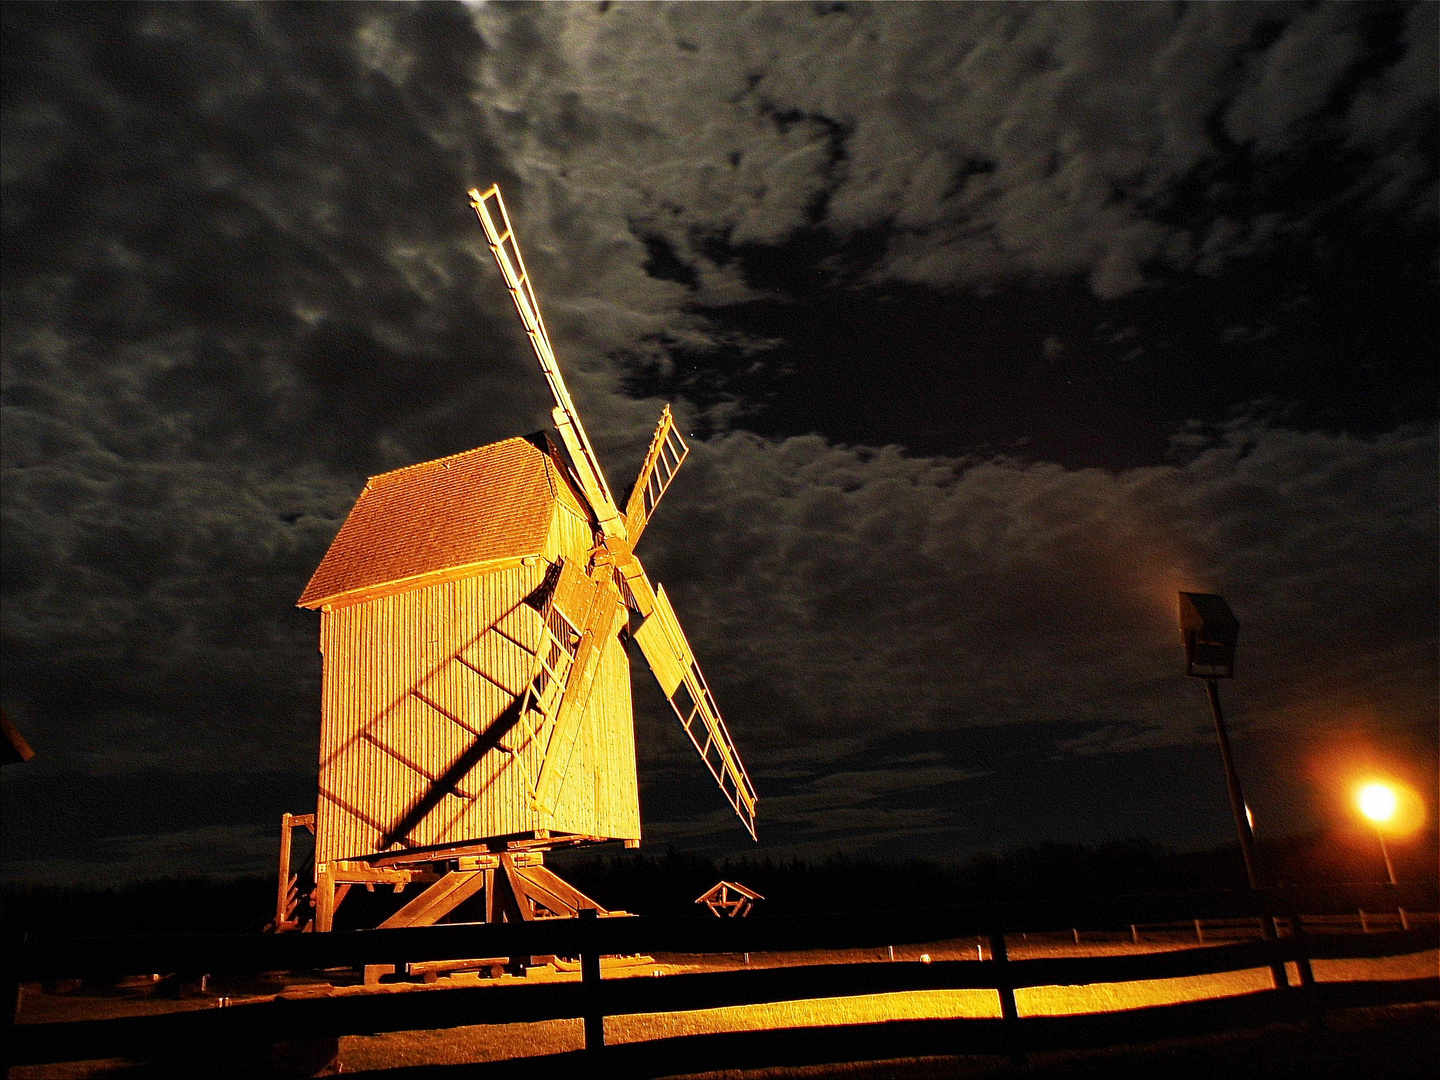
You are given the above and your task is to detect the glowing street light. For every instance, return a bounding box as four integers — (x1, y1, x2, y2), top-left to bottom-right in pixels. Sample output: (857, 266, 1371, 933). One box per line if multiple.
(1357, 781, 1399, 886)
(1358, 782, 1398, 826)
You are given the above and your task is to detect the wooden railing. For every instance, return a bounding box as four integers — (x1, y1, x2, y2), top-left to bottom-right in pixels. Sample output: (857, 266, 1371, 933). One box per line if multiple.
(6, 884, 1437, 1076)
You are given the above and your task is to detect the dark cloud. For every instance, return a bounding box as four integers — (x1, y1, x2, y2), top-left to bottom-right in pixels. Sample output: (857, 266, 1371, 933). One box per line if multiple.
(642, 421, 1436, 748)
(2, 2, 1435, 882)
(469, 2, 1436, 297)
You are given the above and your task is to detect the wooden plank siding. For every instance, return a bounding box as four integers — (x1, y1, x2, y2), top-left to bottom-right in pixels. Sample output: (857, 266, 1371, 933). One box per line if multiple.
(311, 435, 640, 865)
(317, 565, 641, 863)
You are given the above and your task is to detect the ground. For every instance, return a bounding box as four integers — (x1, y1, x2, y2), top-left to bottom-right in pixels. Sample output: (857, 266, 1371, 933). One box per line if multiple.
(10, 926, 1436, 1078)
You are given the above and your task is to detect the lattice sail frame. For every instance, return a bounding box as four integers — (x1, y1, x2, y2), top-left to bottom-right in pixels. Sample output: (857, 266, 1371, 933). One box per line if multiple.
(501, 575, 583, 801)
(625, 406, 689, 543)
(469, 184, 758, 840)
(632, 583, 758, 837)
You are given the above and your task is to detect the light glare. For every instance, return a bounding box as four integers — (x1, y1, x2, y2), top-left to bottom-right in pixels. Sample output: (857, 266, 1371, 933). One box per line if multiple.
(1357, 782, 1398, 824)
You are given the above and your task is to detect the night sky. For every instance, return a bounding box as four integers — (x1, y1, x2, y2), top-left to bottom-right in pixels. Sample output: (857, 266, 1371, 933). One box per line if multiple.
(3, 2, 1436, 885)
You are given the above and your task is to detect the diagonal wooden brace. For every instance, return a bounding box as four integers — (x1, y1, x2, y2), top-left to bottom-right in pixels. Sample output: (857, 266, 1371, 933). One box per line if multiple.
(378, 871, 487, 929)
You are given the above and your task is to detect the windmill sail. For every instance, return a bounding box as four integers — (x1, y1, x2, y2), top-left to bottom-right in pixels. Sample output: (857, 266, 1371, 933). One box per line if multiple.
(531, 573, 627, 814)
(632, 584, 758, 838)
(625, 406, 689, 544)
(469, 185, 625, 538)
(472, 183, 758, 838)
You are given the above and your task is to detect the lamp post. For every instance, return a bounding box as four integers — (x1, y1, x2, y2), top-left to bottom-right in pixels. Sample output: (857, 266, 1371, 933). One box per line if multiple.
(1356, 781, 1408, 930)
(1178, 593, 1285, 984)
(1357, 782, 1398, 885)
(1178, 592, 1262, 890)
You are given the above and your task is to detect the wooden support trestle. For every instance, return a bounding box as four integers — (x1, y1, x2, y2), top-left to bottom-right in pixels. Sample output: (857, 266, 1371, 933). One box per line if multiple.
(357, 853, 614, 983)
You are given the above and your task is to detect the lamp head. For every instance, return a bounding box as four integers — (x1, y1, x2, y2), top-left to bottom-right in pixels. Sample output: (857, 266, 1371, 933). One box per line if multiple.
(1179, 592, 1239, 678)
(1357, 782, 1398, 825)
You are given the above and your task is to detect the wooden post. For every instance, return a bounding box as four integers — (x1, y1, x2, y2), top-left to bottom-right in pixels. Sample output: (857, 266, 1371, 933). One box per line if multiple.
(1202, 677, 1286, 989)
(580, 908, 604, 1054)
(1261, 913, 1288, 990)
(1194, 919, 1205, 944)
(276, 813, 294, 922)
(1289, 914, 1315, 990)
(275, 813, 295, 930)
(1205, 679, 1263, 890)
(988, 930, 1025, 1069)
(314, 865, 336, 933)
(1289, 912, 1324, 1036)
(3, 929, 22, 1062)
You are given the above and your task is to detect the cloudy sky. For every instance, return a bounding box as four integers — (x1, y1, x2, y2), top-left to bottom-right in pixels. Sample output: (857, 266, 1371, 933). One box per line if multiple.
(3, 1, 1436, 885)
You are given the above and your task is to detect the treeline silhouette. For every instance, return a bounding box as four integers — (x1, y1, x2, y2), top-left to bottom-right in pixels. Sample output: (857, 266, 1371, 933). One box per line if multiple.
(553, 829, 1436, 919)
(4, 829, 1432, 939)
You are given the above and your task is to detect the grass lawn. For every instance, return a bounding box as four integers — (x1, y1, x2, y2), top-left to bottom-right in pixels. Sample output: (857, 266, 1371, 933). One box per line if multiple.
(10, 931, 1436, 1078)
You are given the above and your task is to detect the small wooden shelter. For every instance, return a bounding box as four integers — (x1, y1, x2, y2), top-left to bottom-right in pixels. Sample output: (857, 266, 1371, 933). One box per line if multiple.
(275, 185, 758, 942)
(696, 881, 763, 918)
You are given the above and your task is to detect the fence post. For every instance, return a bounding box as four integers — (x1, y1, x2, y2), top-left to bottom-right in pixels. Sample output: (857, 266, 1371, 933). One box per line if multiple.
(1289, 912, 1324, 1035)
(1289, 914, 1315, 989)
(3, 929, 22, 1075)
(1260, 911, 1288, 990)
(988, 929, 1025, 1069)
(580, 908, 604, 1055)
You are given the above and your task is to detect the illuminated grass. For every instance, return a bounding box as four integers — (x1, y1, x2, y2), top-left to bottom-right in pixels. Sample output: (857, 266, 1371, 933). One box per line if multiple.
(607, 989, 1002, 1043)
(12, 943, 1436, 1077)
(337, 947, 1437, 1071)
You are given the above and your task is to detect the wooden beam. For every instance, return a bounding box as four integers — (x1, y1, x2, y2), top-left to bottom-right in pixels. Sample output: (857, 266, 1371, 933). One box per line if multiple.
(329, 861, 438, 886)
(405, 957, 509, 980)
(274, 813, 296, 931)
(510, 872, 577, 919)
(377, 872, 486, 930)
(314, 866, 336, 933)
(500, 856, 536, 922)
(366, 835, 595, 868)
(522, 864, 607, 915)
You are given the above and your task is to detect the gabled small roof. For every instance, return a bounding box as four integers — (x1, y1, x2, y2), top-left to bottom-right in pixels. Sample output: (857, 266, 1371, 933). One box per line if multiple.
(695, 880, 764, 904)
(299, 435, 590, 609)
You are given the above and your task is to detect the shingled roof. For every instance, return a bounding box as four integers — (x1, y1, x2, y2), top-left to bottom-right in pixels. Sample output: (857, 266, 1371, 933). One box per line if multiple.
(299, 435, 590, 609)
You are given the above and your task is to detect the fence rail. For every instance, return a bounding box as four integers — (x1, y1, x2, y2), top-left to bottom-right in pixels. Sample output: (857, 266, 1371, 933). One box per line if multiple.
(6, 886, 1437, 1076)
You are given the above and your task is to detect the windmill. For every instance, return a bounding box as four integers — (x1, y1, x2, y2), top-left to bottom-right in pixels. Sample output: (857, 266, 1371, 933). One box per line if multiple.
(273, 185, 756, 945)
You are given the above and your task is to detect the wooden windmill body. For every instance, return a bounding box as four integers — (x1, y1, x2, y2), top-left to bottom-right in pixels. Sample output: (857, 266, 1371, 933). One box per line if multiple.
(274, 187, 756, 940)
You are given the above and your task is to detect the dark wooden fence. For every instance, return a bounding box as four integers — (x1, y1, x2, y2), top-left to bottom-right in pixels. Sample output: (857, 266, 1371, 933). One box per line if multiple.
(6, 883, 1437, 1077)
